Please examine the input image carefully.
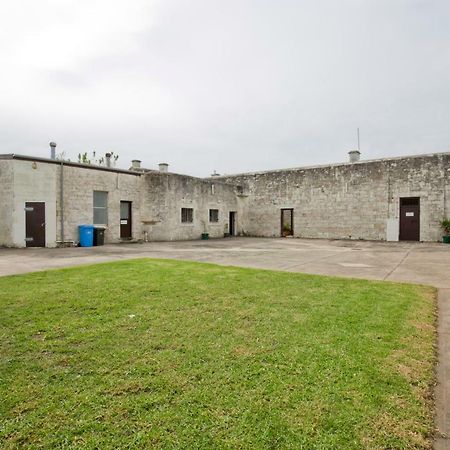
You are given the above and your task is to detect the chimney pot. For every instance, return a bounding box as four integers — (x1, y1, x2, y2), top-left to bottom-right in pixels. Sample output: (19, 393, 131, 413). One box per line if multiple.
(159, 163, 169, 173)
(105, 152, 112, 168)
(49, 142, 57, 159)
(129, 159, 141, 172)
(348, 150, 361, 163)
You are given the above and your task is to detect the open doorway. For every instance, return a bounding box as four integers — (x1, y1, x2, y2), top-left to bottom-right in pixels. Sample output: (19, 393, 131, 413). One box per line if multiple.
(281, 208, 294, 237)
(229, 211, 236, 236)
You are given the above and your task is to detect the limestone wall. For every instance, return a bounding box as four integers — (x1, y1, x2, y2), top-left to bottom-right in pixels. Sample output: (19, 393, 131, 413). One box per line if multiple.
(140, 172, 239, 241)
(9, 160, 58, 247)
(219, 153, 450, 242)
(0, 160, 14, 246)
(56, 164, 142, 244)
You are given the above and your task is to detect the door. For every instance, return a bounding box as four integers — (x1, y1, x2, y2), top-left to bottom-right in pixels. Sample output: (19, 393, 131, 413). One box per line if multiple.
(229, 211, 236, 236)
(399, 197, 420, 241)
(281, 208, 294, 237)
(120, 201, 132, 239)
(25, 202, 46, 247)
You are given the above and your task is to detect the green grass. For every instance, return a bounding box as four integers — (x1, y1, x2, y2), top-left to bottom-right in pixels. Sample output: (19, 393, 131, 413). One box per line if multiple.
(0, 259, 436, 449)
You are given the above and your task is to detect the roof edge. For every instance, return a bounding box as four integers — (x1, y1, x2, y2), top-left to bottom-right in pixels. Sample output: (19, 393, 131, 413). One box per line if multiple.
(209, 151, 450, 179)
(0, 154, 141, 176)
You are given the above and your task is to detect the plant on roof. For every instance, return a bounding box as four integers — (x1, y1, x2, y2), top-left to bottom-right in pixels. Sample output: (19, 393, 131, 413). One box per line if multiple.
(77, 151, 119, 167)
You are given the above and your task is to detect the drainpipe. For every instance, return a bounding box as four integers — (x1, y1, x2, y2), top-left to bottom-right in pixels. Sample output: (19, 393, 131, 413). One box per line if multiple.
(60, 155, 64, 245)
(50, 141, 65, 245)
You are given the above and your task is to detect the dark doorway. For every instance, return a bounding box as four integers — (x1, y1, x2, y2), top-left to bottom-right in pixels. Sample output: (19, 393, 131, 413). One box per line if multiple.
(120, 201, 132, 239)
(281, 208, 294, 237)
(25, 202, 46, 247)
(399, 197, 420, 241)
(229, 211, 236, 236)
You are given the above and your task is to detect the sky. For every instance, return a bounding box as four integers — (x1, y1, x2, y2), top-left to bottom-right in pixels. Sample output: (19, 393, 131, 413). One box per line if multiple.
(0, 0, 449, 176)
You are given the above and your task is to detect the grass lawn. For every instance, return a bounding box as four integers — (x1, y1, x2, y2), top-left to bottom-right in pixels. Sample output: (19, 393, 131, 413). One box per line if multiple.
(0, 259, 436, 449)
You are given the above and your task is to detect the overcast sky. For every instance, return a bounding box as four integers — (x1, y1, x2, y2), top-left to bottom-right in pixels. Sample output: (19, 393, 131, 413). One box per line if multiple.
(1, 0, 449, 176)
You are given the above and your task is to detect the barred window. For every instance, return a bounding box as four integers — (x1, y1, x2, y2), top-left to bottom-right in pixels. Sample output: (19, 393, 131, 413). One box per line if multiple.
(209, 209, 219, 223)
(93, 191, 108, 225)
(181, 208, 193, 223)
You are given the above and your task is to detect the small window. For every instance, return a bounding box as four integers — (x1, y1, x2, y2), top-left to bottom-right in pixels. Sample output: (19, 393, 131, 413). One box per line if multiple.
(181, 208, 193, 223)
(209, 209, 219, 223)
(93, 191, 108, 225)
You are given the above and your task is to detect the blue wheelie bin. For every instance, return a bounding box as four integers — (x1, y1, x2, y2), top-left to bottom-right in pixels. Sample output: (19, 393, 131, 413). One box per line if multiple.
(79, 224, 94, 247)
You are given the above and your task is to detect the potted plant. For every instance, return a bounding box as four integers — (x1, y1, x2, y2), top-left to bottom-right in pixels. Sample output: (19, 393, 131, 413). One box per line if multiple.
(282, 224, 292, 237)
(441, 218, 450, 244)
(201, 220, 209, 240)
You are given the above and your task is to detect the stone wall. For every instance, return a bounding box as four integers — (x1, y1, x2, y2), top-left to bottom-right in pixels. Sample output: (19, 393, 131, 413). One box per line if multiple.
(9, 160, 58, 247)
(219, 153, 450, 242)
(140, 172, 239, 241)
(0, 158, 143, 247)
(56, 164, 142, 244)
(0, 160, 14, 246)
(2, 152, 449, 247)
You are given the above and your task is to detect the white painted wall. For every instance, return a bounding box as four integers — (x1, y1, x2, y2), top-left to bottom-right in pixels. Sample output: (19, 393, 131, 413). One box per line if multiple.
(386, 218, 399, 241)
(0, 160, 14, 246)
(12, 160, 57, 247)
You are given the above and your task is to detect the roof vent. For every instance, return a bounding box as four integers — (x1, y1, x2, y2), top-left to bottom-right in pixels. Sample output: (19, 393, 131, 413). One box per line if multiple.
(159, 163, 169, 173)
(49, 142, 57, 159)
(348, 150, 361, 163)
(211, 170, 220, 177)
(131, 159, 141, 170)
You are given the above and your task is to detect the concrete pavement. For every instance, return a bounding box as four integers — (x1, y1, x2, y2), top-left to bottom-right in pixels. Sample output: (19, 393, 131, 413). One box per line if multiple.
(0, 237, 449, 447)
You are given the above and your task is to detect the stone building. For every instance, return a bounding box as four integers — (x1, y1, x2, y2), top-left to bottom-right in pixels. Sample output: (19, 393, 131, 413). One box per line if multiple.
(0, 151, 449, 247)
(218, 152, 450, 243)
(0, 154, 238, 247)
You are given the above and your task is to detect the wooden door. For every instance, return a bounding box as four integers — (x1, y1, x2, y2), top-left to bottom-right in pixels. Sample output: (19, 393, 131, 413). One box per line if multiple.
(399, 198, 420, 241)
(25, 202, 46, 247)
(120, 201, 132, 239)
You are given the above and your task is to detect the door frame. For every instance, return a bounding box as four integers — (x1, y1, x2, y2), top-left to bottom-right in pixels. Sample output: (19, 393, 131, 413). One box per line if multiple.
(120, 201, 132, 239)
(229, 211, 236, 236)
(399, 197, 420, 241)
(25, 201, 46, 247)
(281, 208, 294, 237)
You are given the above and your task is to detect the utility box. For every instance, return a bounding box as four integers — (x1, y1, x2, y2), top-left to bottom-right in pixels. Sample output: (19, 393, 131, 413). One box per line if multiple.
(93, 227, 105, 246)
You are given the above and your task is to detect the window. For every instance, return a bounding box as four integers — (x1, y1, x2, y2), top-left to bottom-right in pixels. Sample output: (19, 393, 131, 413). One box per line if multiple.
(209, 209, 219, 223)
(181, 208, 193, 223)
(93, 191, 108, 225)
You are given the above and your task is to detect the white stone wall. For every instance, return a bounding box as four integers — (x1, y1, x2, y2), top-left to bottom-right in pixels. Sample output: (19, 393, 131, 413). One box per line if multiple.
(0, 160, 14, 246)
(56, 164, 142, 244)
(2, 152, 449, 247)
(140, 172, 239, 241)
(10, 160, 57, 247)
(220, 153, 450, 242)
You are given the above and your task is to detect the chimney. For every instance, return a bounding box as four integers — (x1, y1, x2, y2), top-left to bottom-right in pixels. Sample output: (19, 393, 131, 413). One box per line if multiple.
(49, 142, 57, 159)
(105, 152, 112, 168)
(131, 159, 141, 170)
(159, 163, 169, 173)
(348, 150, 361, 163)
(211, 170, 220, 177)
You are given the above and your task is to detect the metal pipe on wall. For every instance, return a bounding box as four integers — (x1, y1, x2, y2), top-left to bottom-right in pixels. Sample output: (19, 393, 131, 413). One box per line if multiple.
(60, 156, 64, 245)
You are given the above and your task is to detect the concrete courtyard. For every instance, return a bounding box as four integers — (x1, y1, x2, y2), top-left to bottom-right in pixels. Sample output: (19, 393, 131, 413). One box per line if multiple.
(0, 237, 449, 447)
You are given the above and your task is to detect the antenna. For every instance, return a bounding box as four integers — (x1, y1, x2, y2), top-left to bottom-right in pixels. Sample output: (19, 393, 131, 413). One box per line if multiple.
(357, 128, 360, 152)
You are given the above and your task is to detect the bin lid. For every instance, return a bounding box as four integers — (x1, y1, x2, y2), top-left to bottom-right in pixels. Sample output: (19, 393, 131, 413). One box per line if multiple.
(79, 224, 95, 229)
